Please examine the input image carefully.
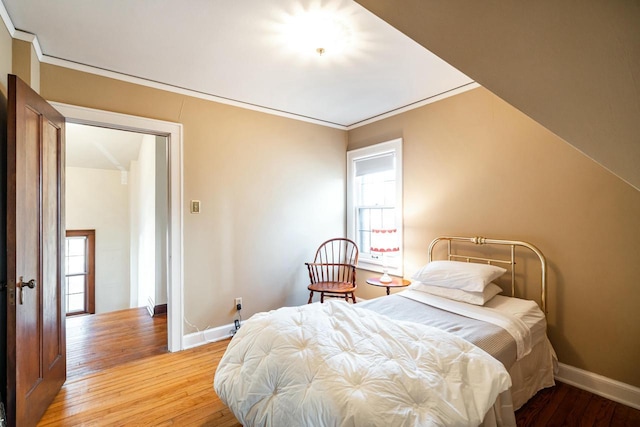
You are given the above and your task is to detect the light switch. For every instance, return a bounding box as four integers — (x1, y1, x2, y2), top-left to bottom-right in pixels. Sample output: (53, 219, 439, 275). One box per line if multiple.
(190, 200, 201, 214)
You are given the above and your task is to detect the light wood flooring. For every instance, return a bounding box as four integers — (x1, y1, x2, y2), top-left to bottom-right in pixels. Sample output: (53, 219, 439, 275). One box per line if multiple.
(65, 307, 168, 380)
(39, 308, 241, 426)
(39, 307, 639, 426)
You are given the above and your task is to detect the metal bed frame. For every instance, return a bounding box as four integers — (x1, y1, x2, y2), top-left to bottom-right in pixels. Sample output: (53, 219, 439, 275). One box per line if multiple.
(427, 236, 547, 313)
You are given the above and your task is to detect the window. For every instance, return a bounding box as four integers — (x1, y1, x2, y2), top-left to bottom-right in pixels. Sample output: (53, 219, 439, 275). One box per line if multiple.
(347, 138, 403, 276)
(65, 230, 95, 316)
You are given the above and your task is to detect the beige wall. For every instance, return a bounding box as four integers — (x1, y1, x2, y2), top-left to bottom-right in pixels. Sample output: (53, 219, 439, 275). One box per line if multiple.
(11, 39, 39, 93)
(348, 87, 640, 388)
(154, 136, 168, 307)
(40, 64, 347, 331)
(128, 158, 141, 307)
(66, 167, 131, 313)
(132, 135, 156, 310)
(0, 22, 11, 96)
(127, 136, 169, 310)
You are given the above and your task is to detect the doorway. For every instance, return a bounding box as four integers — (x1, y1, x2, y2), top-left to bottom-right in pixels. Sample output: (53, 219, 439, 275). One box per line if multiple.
(52, 102, 184, 353)
(65, 123, 169, 318)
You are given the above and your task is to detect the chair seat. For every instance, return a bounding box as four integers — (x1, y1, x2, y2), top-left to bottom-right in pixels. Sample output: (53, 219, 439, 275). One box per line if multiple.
(308, 281, 356, 294)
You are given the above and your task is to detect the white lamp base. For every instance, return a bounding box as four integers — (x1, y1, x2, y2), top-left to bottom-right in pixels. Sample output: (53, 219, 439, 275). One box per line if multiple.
(379, 272, 392, 283)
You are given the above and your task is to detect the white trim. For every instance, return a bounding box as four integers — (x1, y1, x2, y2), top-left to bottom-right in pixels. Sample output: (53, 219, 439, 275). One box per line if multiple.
(41, 55, 348, 130)
(183, 324, 235, 350)
(13, 30, 43, 60)
(0, 0, 15, 36)
(0, 2, 44, 61)
(556, 362, 640, 410)
(50, 102, 185, 353)
(40, 55, 478, 131)
(346, 82, 480, 130)
(347, 138, 403, 276)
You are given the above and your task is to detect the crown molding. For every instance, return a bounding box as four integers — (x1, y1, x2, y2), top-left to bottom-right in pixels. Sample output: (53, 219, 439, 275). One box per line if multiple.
(43, 53, 477, 130)
(346, 81, 480, 130)
(13, 29, 43, 60)
(0, 0, 15, 36)
(0, 1, 43, 59)
(41, 55, 348, 130)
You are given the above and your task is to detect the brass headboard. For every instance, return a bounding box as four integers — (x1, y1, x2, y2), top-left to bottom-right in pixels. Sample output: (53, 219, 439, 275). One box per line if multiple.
(427, 236, 547, 313)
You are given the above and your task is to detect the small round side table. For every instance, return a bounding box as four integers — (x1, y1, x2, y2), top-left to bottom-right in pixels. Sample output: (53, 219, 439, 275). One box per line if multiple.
(366, 277, 411, 295)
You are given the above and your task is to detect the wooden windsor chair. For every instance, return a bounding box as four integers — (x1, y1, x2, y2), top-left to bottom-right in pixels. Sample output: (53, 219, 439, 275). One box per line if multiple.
(306, 238, 359, 304)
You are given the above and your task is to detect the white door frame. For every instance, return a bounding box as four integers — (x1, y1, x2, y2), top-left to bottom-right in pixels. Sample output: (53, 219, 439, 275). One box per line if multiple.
(51, 102, 184, 352)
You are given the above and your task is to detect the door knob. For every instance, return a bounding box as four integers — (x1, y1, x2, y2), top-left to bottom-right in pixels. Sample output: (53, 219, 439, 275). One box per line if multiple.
(17, 276, 36, 305)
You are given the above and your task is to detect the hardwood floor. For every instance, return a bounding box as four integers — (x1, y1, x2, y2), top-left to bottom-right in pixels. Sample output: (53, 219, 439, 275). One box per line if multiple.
(39, 308, 639, 426)
(66, 307, 168, 380)
(39, 308, 240, 426)
(515, 381, 640, 426)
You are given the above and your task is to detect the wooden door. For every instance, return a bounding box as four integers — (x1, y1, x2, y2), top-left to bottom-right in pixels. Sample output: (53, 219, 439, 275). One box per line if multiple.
(5, 74, 66, 426)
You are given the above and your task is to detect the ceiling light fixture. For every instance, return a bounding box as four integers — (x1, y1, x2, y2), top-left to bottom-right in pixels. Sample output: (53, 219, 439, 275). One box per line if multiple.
(279, 7, 353, 58)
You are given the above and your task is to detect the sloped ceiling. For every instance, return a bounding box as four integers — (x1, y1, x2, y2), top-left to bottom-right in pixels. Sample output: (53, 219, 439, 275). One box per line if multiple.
(356, 0, 640, 191)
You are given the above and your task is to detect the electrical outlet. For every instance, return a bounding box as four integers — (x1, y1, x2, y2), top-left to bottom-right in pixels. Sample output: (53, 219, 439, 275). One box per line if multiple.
(235, 297, 242, 310)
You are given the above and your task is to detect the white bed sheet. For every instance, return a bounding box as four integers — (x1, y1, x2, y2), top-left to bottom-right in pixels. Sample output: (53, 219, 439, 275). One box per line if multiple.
(399, 290, 536, 360)
(398, 290, 549, 358)
(484, 294, 549, 351)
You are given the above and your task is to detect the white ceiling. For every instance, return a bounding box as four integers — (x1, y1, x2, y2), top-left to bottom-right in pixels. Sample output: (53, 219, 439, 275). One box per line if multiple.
(66, 123, 144, 171)
(2, 0, 473, 128)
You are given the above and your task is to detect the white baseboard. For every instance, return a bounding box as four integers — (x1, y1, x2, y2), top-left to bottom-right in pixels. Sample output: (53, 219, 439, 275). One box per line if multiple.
(182, 323, 236, 349)
(556, 363, 640, 410)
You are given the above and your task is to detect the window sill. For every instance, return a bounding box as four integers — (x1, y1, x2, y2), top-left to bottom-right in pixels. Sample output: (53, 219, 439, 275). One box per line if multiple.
(356, 260, 402, 277)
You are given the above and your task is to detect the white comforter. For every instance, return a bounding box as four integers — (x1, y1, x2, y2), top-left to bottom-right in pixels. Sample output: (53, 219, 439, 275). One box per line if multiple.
(214, 301, 512, 427)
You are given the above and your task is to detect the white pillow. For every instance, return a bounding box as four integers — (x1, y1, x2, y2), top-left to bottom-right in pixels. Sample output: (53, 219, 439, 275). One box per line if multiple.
(411, 260, 507, 292)
(410, 281, 503, 306)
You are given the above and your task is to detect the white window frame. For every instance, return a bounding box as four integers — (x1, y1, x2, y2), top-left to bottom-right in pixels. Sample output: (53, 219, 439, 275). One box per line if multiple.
(347, 138, 403, 276)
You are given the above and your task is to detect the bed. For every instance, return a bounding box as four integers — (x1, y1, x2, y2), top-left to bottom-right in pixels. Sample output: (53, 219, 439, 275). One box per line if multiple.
(214, 236, 558, 426)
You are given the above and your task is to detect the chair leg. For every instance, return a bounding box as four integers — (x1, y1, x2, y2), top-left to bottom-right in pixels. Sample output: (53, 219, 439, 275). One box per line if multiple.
(351, 292, 356, 304)
(344, 294, 348, 302)
(308, 291, 314, 304)
(320, 292, 324, 303)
